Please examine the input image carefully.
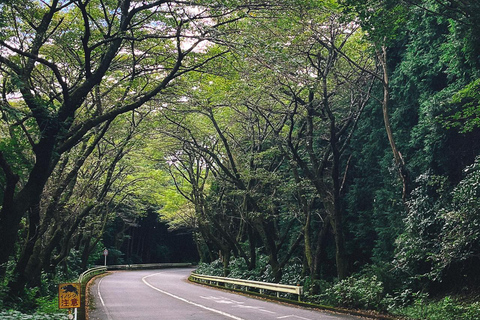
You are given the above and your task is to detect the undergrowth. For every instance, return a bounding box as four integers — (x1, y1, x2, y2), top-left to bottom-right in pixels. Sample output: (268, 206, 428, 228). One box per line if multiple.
(0, 310, 67, 320)
(0, 294, 67, 320)
(195, 257, 480, 320)
(394, 296, 480, 320)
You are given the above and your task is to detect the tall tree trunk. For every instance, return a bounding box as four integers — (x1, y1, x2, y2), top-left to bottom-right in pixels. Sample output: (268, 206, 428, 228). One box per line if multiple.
(304, 205, 314, 276)
(0, 152, 19, 277)
(221, 249, 231, 277)
(194, 232, 210, 263)
(8, 204, 42, 295)
(313, 215, 330, 280)
(377, 46, 410, 202)
(253, 218, 282, 282)
(324, 78, 348, 280)
(0, 171, 51, 276)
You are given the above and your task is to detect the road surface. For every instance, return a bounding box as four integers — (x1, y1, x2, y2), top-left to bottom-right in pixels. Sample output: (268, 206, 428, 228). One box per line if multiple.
(88, 268, 362, 320)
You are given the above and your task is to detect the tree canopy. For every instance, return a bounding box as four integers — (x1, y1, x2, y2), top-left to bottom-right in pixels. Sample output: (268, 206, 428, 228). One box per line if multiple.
(1, 0, 480, 315)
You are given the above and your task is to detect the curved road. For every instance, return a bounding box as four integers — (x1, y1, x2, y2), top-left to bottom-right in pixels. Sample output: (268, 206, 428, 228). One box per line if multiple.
(88, 268, 361, 320)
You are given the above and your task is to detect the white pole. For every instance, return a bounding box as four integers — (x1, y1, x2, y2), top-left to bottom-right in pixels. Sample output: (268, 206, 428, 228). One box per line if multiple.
(103, 249, 108, 266)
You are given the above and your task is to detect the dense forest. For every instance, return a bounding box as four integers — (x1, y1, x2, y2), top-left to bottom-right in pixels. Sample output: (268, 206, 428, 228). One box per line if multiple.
(1, 0, 479, 318)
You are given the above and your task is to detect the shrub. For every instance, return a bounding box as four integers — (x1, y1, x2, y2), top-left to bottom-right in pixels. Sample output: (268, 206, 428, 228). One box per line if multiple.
(319, 274, 386, 310)
(0, 310, 66, 320)
(396, 296, 480, 320)
(194, 259, 224, 276)
(279, 260, 303, 285)
(35, 296, 59, 315)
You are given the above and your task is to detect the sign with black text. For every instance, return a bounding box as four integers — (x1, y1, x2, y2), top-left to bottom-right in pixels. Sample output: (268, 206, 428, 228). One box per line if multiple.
(58, 283, 81, 309)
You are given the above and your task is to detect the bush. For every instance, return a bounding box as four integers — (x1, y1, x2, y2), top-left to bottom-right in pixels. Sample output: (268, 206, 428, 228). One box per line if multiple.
(318, 274, 386, 310)
(195, 259, 224, 276)
(0, 310, 67, 320)
(396, 296, 480, 320)
(279, 260, 303, 285)
(35, 296, 59, 314)
(226, 255, 269, 280)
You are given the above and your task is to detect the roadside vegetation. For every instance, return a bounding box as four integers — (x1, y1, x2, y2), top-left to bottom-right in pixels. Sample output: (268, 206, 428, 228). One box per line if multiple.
(196, 258, 480, 319)
(1, 0, 480, 319)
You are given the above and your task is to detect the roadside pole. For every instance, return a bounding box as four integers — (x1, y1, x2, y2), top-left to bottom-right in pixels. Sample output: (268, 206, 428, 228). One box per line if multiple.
(103, 249, 108, 266)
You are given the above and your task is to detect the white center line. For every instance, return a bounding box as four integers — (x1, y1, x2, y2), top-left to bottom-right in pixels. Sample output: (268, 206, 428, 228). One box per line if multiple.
(142, 273, 245, 320)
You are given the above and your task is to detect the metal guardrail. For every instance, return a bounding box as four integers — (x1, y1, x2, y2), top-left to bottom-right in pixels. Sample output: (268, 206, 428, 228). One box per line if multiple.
(107, 262, 193, 270)
(78, 266, 107, 284)
(78, 263, 193, 282)
(190, 273, 303, 301)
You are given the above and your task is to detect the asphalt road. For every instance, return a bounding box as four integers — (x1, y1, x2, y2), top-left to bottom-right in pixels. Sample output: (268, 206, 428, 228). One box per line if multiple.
(87, 268, 362, 320)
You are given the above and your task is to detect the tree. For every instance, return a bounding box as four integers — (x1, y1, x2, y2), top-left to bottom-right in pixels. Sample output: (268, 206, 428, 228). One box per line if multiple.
(0, 0, 242, 278)
(344, 0, 480, 292)
(9, 109, 155, 293)
(231, 2, 375, 280)
(155, 1, 376, 281)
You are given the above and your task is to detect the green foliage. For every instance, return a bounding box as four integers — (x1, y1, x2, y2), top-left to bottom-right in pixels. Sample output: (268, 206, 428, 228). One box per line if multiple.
(394, 159, 480, 285)
(393, 172, 447, 283)
(195, 259, 228, 277)
(196, 255, 304, 285)
(0, 279, 66, 318)
(1, 1, 480, 318)
(317, 273, 387, 310)
(340, 0, 409, 45)
(444, 79, 480, 133)
(396, 296, 480, 320)
(0, 311, 66, 320)
(34, 296, 59, 315)
(432, 157, 480, 278)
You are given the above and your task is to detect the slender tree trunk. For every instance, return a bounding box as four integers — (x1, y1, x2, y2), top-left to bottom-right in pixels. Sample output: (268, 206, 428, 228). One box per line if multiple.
(326, 159, 348, 281)
(377, 46, 410, 202)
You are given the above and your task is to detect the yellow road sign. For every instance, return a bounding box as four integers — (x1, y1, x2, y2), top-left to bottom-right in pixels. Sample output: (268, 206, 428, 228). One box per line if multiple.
(58, 283, 81, 309)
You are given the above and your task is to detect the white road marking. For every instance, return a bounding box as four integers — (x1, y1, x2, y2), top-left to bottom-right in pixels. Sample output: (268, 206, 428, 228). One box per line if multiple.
(200, 296, 245, 304)
(218, 296, 245, 304)
(142, 273, 245, 320)
(97, 277, 114, 320)
(277, 316, 311, 320)
(201, 295, 275, 314)
(234, 304, 276, 314)
(200, 296, 240, 304)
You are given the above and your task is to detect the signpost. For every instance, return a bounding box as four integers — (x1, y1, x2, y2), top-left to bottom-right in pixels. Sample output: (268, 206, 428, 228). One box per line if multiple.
(103, 248, 108, 266)
(59, 283, 81, 320)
